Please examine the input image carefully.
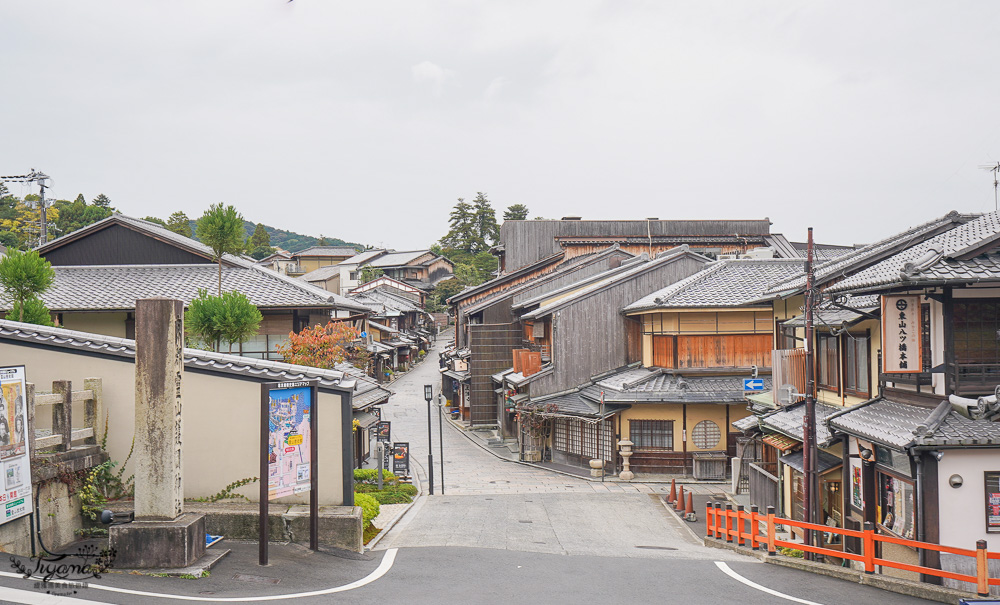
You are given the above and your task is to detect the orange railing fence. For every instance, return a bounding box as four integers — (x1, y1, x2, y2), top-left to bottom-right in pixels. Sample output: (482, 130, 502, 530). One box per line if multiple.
(706, 502, 1000, 597)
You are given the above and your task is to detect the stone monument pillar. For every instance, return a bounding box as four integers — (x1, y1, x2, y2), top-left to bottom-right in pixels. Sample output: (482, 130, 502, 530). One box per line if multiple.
(110, 298, 206, 568)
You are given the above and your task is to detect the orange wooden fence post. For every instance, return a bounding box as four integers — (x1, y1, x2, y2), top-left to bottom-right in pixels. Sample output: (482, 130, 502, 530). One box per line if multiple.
(976, 539, 989, 597)
(714, 502, 722, 540)
(667, 479, 677, 506)
(705, 502, 713, 538)
(736, 505, 745, 546)
(862, 522, 875, 574)
(749, 505, 759, 550)
(766, 505, 776, 556)
(725, 504, 734, 543)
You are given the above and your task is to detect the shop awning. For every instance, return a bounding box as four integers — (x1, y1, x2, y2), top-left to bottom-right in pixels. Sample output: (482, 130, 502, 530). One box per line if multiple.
(353, 410, 379, 430)
(763, 433, 799, 452)
(780, 449, 842, 474)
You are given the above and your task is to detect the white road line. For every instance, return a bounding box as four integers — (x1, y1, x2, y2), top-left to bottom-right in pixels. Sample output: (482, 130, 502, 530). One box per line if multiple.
(714, 561, 825, 605)
(0, 548, 397, 603)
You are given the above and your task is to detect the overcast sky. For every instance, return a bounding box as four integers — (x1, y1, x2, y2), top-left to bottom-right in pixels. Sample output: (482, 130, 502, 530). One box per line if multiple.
(3, 1, 1000, 250)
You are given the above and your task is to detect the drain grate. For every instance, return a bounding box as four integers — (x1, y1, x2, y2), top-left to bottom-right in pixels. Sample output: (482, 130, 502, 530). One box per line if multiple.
(634, 545, 678, 551)
(233, 574, 280, 584)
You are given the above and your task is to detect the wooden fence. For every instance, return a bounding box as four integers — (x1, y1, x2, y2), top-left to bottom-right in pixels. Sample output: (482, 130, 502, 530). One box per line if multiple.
(27, 379, 103, 457)
(747, 462, 779, 514)
(706, 502, 1000, 597)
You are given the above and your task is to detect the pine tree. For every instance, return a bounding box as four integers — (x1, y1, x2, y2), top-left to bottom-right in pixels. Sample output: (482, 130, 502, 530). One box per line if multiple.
(196, 204, 245, 295)
(91, 194, 112, 209)
(166, 211, 192, 238)
(471, 192, 499, 253)
(248, 223, 270, 249)
(440, 198, 477, 252)
(503, 204, 529, 221)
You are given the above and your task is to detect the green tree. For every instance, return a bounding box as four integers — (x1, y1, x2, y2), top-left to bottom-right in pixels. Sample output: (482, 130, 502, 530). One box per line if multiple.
(439, 198, 476, 252)
(196, 204, 245, 295)
(359, 266, 384, 284)
(471, 192, 499, 252)
(248, 245, 276, 261)
(427, 277, 465, 312)
(503, 203, 529, 221)
(166, 211, 192, 238)
(143, 216, 167, 227)
(247, 223, 270, 250)
(185, 289, 262, 352)
(317, 235, 329, 246)
(91, 194, 112, 209)
(10, 297, 54, 327)
(53, 196, 113, 236)
(0, 249, 55, 322)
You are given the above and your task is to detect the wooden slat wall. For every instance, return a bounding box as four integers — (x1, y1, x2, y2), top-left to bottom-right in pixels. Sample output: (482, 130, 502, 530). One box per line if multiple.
(42, 224, 213, 266)
(676, 334, 772, 368)
(625, 317, 643, 364)
(772, 348, 807, 405)
(469, 323, 523, 426)
(652, 335, 674, 368)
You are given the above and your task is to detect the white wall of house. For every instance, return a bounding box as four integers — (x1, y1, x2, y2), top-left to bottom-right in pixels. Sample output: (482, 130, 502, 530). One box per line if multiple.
(61, 312, 129, 338)
(936, 448, 1000, 550)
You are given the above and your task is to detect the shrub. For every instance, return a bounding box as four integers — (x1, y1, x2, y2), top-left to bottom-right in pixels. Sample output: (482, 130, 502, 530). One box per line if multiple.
(354, 468, 398, 485)
(354, 492, 381, 526)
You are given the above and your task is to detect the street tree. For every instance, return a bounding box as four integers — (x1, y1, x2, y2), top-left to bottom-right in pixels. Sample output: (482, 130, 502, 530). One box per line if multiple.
(196, 203, 245, 295)
(503, 203, 529, 221)
(185, 288, 262, 353)
(167, 211, 193, 238)
(0, 249, 55, 322)
(276, 321, 368, 370)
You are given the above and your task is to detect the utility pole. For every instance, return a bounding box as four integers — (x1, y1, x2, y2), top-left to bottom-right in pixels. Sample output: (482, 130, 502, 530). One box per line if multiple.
(0, 169, 50, 246)
(803, 227, 818, 560)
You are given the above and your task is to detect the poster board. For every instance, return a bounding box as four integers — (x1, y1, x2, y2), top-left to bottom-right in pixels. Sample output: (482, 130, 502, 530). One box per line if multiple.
(0, 366, 30, 525)
(849, 457, 864, 513)
(265, 382, 315, 500)
(392, 442, 409, 476)
(881, 295, 922, 374)
(375, 421, 391, 443)
(987, 471, 1000, 533)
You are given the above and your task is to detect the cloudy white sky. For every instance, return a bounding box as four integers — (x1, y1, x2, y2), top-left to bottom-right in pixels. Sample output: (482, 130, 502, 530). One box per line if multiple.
(3, 1, 1000, 249)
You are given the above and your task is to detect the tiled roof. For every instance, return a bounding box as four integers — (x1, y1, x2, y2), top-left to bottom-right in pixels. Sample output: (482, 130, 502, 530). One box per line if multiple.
(0, 319, 389, 408)
(782, 295, 879, 328)
(15, 264, 369, 313)
(299, 265, 341, 282)
(350, 289, 424, 316)
(528, 389, 628, 419)
(827, 396, 935, 449)
(915, 411, 1000, 446)
(623, 259, 802, 312)
(828, 211, 1000, 293)
(760, 401, 840, 446)
(593, 367, 771, 404)
(368, 320, 398, 334)
(763, 211, 974, 297)
(294, 246, 359, 258)
(342, 250, 387, 265)
(732, 414, 759, 432)
(365, 250, 430, 268)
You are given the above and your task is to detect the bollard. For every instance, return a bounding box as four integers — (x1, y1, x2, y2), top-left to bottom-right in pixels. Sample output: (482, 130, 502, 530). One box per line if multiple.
(667, 479, 677, 506)
(750, 505, 759, 550)
(766, 506, 776, 556)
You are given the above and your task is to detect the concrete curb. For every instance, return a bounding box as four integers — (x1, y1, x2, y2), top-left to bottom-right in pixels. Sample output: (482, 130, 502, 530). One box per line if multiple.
(703, 536, 983, 604)
(659, 495, 708, 544)
(364, 447, 426, 552)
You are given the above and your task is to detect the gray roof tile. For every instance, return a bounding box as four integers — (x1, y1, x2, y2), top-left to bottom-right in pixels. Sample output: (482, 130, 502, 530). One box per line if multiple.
(827, 396, 934, 449)
(760, 401, 840, 446)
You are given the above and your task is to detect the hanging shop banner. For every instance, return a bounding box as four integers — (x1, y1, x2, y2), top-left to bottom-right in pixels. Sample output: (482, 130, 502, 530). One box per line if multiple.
(881, 295, 922, 374)
(987, 471, 1000, 533)
(264, 381, 316, 500)
(850, 457, 864, 512)
(375, 421, 391, 443)
(0, 366, 31, 525)
(392, 442, 410, 475)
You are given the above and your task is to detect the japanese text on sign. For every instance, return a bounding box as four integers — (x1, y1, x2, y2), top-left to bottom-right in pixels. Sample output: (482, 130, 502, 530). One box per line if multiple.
(881, 295, 921, 374)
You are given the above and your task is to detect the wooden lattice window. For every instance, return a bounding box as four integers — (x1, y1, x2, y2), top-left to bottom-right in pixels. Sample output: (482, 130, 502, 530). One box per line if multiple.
(629, 419, 673, 450)
(691, 420, 721, 449)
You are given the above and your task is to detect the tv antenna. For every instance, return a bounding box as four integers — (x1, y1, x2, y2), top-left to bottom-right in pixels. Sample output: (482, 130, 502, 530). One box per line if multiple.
(979, 162, 1000, 211)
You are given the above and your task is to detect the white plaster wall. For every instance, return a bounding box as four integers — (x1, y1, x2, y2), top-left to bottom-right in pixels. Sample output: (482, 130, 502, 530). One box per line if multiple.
(0, 343, 348, 506)
(936, 449, 1000, 551)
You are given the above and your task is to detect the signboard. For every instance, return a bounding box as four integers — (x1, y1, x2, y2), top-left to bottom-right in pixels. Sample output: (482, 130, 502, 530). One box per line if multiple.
(987, 471, 1000, 533)
(382, 443, 392, 472)
(392, 442, 410, 475)
(375, 421, 391, 443)
(743, 378, 764, 391)
(881, 295, 921, 374)
(265, 382, 315, 500)
(850, 457, 864, 511)
(0, 366, 30, 525)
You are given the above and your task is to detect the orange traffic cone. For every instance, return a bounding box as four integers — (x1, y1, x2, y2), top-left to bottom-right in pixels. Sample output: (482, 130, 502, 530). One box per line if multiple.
(675, 485, 685, 512)
(667, 479, 677, 505)
(685, 491, 694, 517)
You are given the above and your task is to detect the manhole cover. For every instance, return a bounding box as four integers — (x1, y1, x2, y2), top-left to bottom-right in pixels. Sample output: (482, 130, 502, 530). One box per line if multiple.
(233, 574, 280, 584)
(634, 545, 678, 551)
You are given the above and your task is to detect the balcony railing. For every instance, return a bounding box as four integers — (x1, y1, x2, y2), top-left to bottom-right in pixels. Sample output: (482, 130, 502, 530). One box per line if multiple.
(949, 362, 1000, 396)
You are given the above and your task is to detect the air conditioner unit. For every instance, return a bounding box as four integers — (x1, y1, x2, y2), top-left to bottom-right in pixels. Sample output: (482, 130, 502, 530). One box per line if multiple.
(718, 254, 738, 260)
(744, 247, 776, 259)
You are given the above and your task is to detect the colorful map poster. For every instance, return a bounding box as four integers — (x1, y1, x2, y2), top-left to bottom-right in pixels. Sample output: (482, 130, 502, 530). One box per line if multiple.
(0, 366, 31, 524)
(266, 385, 312, 500)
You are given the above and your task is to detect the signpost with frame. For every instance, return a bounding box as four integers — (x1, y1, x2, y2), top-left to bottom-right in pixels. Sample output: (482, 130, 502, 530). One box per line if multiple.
(260, 379, 319, 565)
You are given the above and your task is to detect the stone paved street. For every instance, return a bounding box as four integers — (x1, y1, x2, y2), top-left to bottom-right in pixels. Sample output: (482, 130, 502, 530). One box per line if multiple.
(374, 332, 740, 560)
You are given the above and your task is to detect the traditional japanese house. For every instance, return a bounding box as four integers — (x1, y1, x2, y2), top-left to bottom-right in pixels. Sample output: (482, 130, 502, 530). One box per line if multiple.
(288, 245, 360, 276)
(27, 214, 370, 360)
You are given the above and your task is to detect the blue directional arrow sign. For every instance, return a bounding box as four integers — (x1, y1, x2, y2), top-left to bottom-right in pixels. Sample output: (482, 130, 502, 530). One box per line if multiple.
(743, 378, 765, 391)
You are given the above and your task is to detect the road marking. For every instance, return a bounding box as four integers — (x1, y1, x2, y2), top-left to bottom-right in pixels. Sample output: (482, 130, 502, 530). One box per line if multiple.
(0, 586, 109, 605)
(714, 561, 824, 605)
(0, 548, 397, 603)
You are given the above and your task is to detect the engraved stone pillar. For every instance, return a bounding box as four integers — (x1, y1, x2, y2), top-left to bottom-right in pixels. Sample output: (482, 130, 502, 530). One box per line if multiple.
(134, 298, 185, 520)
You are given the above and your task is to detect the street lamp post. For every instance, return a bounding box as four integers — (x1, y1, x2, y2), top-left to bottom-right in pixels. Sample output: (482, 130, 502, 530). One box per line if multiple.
(424, 384, 435, 495)
(437, 393, 445, 495)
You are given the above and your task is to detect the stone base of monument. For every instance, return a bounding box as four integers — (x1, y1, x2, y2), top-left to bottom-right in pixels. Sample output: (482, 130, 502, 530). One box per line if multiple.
(109, 512, 207, 569)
